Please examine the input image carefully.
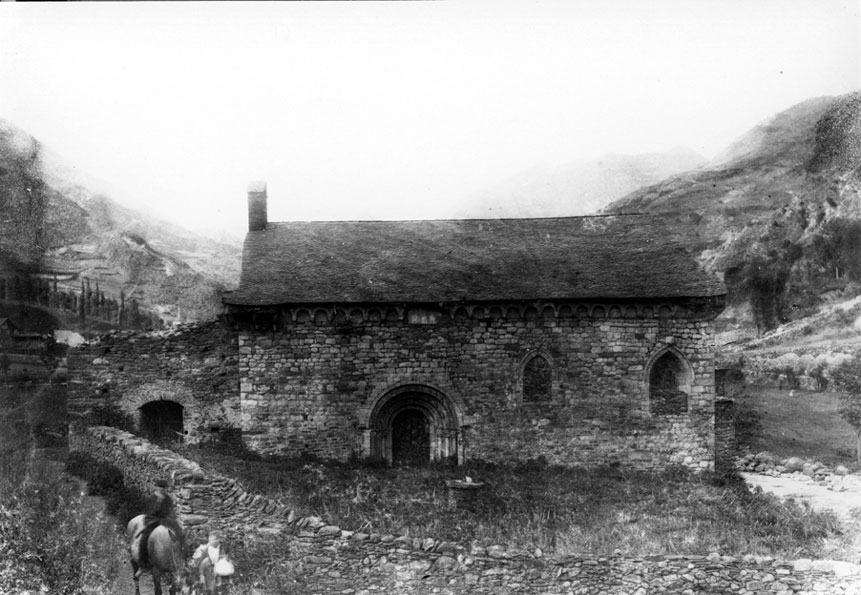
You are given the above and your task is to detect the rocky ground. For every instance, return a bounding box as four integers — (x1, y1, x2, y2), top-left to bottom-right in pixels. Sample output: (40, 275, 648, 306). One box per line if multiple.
(740, 452, 861, 572)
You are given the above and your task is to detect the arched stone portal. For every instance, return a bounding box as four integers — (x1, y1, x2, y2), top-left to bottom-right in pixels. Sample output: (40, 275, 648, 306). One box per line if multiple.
(367, 385, 461, 466)
(140, 400, 184, 442)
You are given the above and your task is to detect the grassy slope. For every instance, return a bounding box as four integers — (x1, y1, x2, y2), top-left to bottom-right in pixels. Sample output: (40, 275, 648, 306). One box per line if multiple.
(736, 388, 858, 467)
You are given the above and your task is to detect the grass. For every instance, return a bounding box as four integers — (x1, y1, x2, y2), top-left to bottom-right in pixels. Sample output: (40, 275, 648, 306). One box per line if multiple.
(0, 386, 129, 595)
(5, 379, 858, 594)
(178, 445, 852, 562)
(734, 387, 858, 468)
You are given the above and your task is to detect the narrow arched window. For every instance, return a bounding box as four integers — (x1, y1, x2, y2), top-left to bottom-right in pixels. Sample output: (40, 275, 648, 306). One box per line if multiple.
(523, 354, 552, 402)
(649, 352, 689, 415)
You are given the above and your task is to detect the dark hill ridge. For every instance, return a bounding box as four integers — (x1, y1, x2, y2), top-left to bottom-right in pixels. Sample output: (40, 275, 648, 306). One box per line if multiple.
(604, 92, 861, 334)
(0, 120, 241, 330)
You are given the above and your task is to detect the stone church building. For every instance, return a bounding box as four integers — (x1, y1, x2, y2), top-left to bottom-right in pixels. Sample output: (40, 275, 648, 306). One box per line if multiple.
(222, 183, 726, 470)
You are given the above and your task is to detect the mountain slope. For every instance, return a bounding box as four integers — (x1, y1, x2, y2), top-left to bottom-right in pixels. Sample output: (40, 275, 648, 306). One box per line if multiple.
(0, 120, 241, 330)
(604, 92, 861, 335)
(458, 147, 706, 218)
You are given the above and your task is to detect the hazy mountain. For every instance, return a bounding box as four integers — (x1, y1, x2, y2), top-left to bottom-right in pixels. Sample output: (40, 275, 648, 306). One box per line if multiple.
(604, 92, 861, 336)
(458, 147, 707, 218)
(0, 119, 241, 331)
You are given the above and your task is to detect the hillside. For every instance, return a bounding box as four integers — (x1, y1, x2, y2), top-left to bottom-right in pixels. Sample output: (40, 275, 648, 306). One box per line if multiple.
(604, 92, 861, 337)
(459, 147, 706, 218)
(0, 120, 241, 332)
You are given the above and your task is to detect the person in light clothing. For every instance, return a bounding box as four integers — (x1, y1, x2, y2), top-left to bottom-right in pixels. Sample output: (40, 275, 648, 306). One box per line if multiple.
(192, 532, 234, 594)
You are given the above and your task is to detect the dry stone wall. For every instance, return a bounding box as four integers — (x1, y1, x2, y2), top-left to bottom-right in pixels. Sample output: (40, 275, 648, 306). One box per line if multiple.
(714, 398, 737, 474)
(70, 426, 861, 595)
(69, 425, 294, 541)
(67, 320, 239, 443)
(239, 305, 719, 470)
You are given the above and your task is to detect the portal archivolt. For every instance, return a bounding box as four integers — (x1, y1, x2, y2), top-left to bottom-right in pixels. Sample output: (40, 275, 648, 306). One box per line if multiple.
(367, 384, 461, 466)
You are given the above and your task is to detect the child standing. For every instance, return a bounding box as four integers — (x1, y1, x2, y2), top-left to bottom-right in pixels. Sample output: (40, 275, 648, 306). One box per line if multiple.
(192, 532, 234, 594)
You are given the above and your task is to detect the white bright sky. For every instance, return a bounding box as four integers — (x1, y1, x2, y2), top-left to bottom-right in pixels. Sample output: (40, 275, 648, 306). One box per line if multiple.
(0, 0, 858, 238)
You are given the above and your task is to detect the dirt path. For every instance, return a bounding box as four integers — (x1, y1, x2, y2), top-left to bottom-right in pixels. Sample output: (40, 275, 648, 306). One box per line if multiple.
(742, 472, 861, 518)
(42, 451, 171, 595)
(742, 473, 861, 519)
(75, 480, 176, 595)
(743, 471, 861, 563)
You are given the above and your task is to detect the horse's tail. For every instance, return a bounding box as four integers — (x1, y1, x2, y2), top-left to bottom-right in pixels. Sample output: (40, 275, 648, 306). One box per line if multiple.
(137, 515, 161, 570)
(148, 524, 185, 574)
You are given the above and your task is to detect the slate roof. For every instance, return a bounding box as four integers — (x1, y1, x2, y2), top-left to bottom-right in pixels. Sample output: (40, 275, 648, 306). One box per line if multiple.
(224, 215, 726, 307)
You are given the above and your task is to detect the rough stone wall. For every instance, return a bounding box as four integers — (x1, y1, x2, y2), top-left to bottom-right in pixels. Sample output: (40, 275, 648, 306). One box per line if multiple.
(714, 398, 737, 474)
(238, 303, 719, 470)
(66, 320, 239, 444)
(69, 426, 293, 542)
(69, 426, 861, 595)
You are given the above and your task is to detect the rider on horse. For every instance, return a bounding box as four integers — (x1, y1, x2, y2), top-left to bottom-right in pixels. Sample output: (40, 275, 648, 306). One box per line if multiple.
(130, 479, 181, 576)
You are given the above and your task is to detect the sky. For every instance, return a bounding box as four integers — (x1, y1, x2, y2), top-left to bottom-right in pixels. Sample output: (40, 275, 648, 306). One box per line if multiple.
(0, 0, 858, 238)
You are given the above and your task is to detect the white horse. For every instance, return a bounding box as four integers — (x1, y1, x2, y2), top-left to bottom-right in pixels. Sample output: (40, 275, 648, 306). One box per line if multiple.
(127, 514, 185, 595)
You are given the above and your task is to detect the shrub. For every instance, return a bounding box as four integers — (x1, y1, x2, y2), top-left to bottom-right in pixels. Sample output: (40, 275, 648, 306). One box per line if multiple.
(66, 451, 149, 524)
(830, 356, 861, 464)
(0, 454, 128, 594)
(82, 403, 136, 433)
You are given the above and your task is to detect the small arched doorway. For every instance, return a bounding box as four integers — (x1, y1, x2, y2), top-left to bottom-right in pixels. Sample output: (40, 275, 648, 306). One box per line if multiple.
(140, 400, 184, 442)
(368, 385, 460, 466)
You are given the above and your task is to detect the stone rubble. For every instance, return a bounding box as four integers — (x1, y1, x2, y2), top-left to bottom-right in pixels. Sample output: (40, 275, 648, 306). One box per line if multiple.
(738, 452, 861, 493)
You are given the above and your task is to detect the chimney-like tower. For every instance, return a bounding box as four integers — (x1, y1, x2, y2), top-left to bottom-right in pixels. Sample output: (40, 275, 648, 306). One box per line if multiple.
(248, 181, 268, 232)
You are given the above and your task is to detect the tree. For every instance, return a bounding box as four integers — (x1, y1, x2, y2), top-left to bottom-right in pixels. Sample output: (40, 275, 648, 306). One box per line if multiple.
(811, 218, 861, 282)
(727, 256, 790, 335)
(78, 278, 86, 322)
(830, 356, 861, 465)
(0, 350, 9, 385)
(119, 289, 125, 328)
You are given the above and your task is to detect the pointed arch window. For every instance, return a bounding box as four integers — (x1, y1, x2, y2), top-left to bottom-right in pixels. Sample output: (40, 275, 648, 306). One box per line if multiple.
(522, 353, 553, 402)
(648, 350, 691, 415)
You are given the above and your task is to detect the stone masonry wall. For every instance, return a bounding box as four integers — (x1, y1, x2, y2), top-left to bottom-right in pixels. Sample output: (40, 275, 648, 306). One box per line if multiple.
(238, 303, 719, 470)
(67, 320, 239, 444)
(69, 425, 293, 542)
(714, 398, 737, 475)
(70, 426, 861, 595)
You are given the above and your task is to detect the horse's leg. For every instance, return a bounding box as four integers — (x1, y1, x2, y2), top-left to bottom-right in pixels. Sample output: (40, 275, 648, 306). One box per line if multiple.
(152, 567, 163, 595)
(130, 560, 141, 595)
